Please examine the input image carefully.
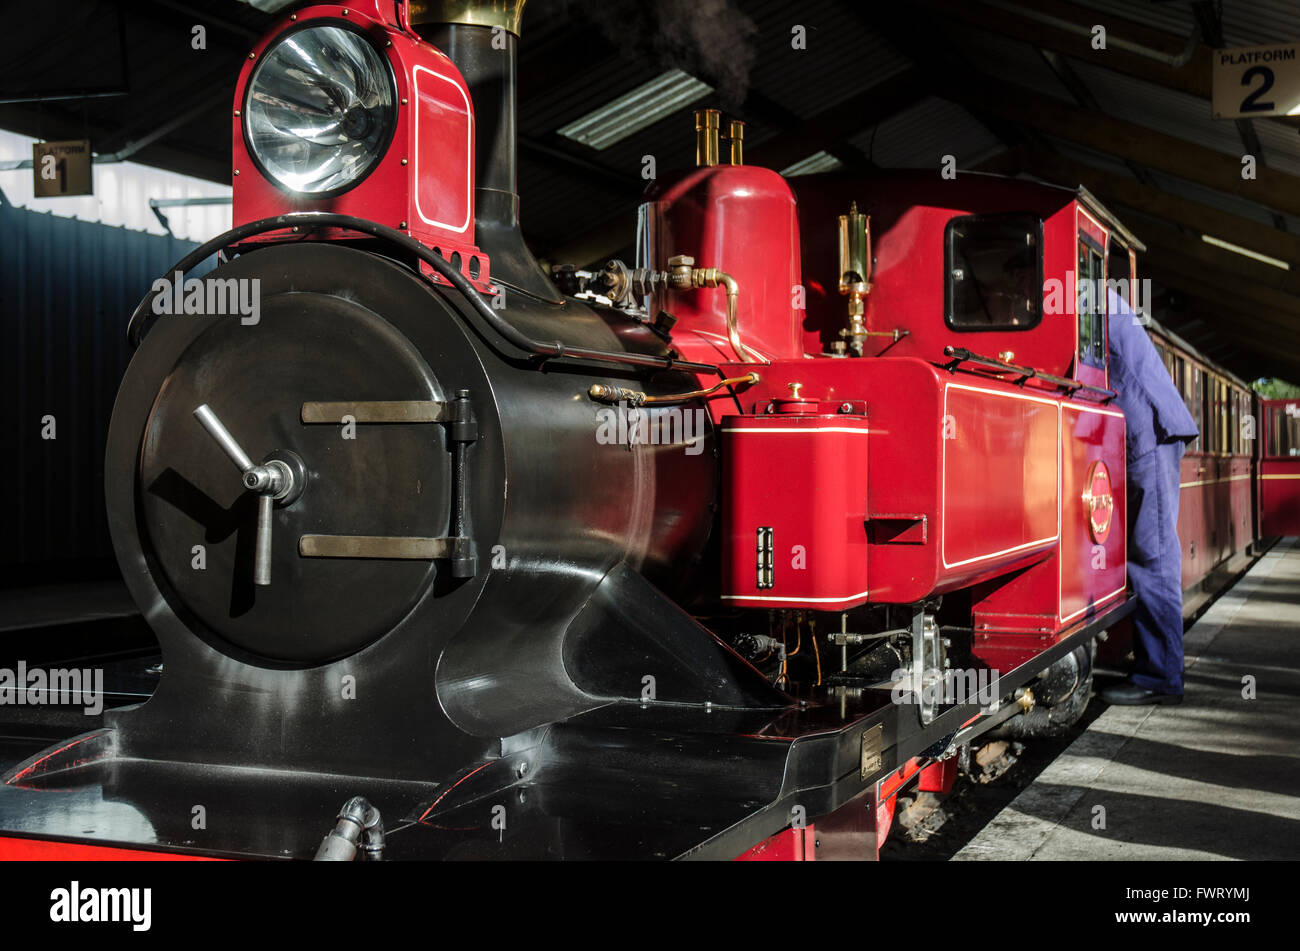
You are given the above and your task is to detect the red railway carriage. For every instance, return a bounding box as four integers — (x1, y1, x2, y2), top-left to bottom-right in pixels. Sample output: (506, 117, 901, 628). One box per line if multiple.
(1094, 324, 1262, 669)
(1260, 398, 1300, 536)
(1147, 325, 1259, 590)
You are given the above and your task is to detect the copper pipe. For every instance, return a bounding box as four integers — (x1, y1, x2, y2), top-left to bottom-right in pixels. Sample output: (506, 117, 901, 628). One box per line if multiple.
(716, 271, 763, 364)
(643, 372, 759, 404)
(666, 255, 764, 364)
(588, 373, 760, 407)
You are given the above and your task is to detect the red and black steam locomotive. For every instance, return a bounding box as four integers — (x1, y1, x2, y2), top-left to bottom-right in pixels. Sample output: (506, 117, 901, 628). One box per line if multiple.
(0, 0, 1293, 861)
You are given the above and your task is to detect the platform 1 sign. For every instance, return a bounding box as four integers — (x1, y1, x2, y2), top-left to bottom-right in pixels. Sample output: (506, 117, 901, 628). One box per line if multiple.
(1212, 43, 1300, 119)
(32, 139, 93, 197)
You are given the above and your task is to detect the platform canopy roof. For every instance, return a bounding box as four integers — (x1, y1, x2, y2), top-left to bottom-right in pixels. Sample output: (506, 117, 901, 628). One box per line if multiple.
(3, 0, 1299, 383)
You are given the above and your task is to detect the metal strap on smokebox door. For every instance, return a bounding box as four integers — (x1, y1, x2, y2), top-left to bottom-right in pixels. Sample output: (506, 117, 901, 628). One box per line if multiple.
(297, 392, 478, 578)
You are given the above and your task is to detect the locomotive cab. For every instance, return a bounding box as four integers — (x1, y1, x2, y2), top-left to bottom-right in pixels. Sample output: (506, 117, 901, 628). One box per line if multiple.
(791, 172, 1145, 394)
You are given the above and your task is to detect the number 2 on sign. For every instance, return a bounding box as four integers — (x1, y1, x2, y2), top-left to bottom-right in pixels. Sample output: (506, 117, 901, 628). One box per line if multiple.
(1240, 66, 1276, 113)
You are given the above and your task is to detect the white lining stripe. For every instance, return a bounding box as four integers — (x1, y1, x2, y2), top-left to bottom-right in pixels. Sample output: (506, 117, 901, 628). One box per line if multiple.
(722, 427, 870, 434)
(413, 65, 473, 234)
(1060, 584, 1127, 625)
(941, 383, 1061, 569)
(722, 589, 871, 603)
(1180, 474, 1252, 487)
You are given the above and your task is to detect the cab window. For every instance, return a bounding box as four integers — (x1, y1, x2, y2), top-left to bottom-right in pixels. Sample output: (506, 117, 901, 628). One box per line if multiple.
(945, 215, 1043, 330)
(1077, 235, 1106, 369)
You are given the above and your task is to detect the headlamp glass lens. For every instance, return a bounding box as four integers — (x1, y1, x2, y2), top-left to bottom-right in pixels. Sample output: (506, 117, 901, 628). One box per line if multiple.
(245, 25, 394, 195)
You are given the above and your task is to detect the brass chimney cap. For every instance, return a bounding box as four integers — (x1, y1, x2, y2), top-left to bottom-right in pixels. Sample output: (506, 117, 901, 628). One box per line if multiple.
(408, 0, 528, 36)
(695, 108, 722, 130)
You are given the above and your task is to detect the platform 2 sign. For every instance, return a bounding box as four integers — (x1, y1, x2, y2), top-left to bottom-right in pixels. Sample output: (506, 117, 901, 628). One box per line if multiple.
(1212, 44, 1300, 119)
(32, 139, 93, 197)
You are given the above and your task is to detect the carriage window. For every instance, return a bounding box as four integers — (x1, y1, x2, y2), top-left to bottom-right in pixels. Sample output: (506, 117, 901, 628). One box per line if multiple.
(1205, 375, 1218, 454)
(1207, 377, 1216, 454)
(945, 215, 1042, 330)
(1230, 390, 1240, 455)
(1216, 379, 1229, 454)
(1238, 391, 1249, 455)
(1206, 376, 1227, 454)
(1266, 405, 1300, 457)
(1226, 387, 1234, 455)
(1076, 236, 1106, 369)
(1201, 376, 1211, 454)
(1187, 365, 1203, 453)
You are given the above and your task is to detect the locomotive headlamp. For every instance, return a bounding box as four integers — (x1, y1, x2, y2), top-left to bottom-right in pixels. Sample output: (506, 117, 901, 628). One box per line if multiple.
(244, 24, 396, 196)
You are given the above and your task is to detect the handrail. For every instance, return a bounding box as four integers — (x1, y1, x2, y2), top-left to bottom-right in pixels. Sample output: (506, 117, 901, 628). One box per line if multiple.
(942, 346, 1117, 402)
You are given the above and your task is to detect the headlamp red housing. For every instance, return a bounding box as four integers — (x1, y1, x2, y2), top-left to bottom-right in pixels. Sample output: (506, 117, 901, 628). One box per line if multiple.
(231, 1, 490, 291)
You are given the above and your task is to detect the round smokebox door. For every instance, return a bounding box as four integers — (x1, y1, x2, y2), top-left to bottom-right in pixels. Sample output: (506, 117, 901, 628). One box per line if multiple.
(137, 291, 449, 664)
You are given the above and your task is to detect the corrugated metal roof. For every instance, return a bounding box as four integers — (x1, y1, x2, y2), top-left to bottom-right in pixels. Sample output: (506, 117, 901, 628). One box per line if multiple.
(746, 0, 911, 114)
(1, 0, 1295, 387)
(1068, 59, 1245, 158)
(1146, 168, 1293, 229)
(1072, 0, 1300, 50)
(520, 55, 665, 139)
(1223, 0, 1300, 46)
(1040, 134, 1144, 181)
(1251, 118, 1300, 178)
(848, 97, 1005, 170)
(1067, 0, 1197, 40)
(941, 23, 1076, 103)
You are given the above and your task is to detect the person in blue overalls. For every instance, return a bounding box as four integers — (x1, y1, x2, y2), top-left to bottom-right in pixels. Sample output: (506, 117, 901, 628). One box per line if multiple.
(1101, 290, 1200, 705)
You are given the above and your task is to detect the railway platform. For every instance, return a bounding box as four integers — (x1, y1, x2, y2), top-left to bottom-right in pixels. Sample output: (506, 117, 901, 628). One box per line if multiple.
(956, 537, 1300, 861)
(0, 581, 137, 634)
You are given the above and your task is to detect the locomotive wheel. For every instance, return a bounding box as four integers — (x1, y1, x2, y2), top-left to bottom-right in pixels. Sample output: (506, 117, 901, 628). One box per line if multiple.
(990, 642, 1096, 740)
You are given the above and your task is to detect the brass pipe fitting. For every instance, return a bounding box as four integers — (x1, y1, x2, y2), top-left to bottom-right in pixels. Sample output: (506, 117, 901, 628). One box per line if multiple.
(838, 201, 873, 356)
(727, 120, 745, 166)
(666, 255, 765, 364)
(695, 109, 721, 168)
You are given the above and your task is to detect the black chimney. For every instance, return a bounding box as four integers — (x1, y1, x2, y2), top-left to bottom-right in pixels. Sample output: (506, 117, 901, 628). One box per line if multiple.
(412, 2, 559, 301)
